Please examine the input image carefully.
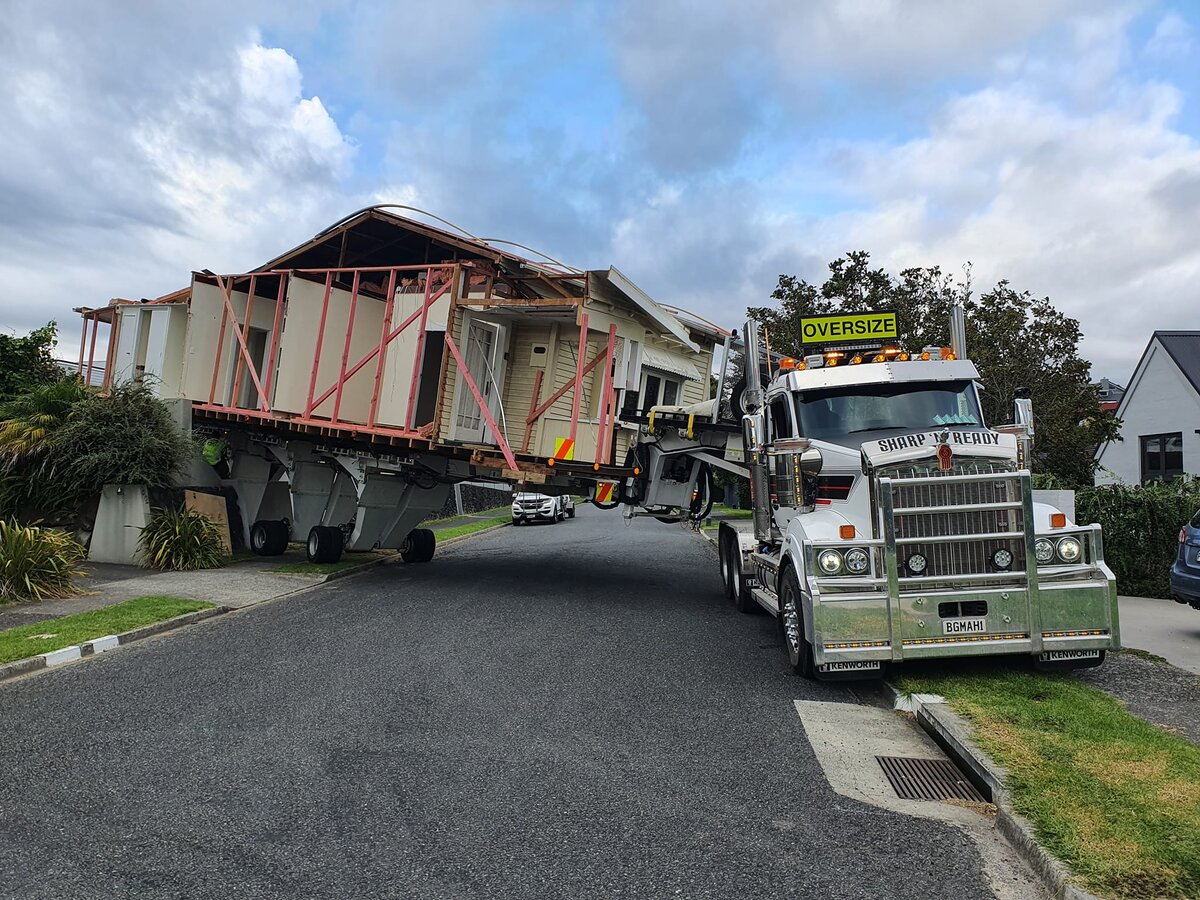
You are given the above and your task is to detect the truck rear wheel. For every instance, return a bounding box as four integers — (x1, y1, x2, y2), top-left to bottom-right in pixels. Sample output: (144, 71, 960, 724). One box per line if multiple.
(780, 567, 814, 678)
(306, 525, 344, 564)
(250, 519, 289, 556)
(401, 528, 436, 563)
(720, 530, 755, 614)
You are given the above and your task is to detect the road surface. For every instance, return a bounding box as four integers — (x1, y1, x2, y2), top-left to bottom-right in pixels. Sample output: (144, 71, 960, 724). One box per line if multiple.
(0, 507, 1007, 899)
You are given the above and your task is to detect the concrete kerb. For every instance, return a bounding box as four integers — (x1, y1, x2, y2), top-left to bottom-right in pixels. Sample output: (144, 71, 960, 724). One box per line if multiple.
(883, 681, 1102, 900)
(0, 606, 229, 686)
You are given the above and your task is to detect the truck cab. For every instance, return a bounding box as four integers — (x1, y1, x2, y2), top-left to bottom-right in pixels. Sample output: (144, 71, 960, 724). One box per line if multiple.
(634, 310, 1120, 679)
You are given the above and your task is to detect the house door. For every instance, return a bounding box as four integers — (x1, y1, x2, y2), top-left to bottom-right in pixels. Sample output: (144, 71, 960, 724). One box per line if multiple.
(453, 317, 504, 444)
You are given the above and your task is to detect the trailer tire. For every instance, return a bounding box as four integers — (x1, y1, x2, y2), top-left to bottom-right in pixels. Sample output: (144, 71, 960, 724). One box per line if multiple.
(250, 520, 289, 556)
(780, 567, 814, 678)
(401, 528, 436, 564)
(306, 526, 344, 564)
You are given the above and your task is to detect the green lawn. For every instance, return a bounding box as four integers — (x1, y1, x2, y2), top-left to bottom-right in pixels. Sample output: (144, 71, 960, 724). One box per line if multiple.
(711, 504, 753, 519)
(0, 596, 213, 666)
(895, 668, 1200, 899)
(434, 515, 510, 542)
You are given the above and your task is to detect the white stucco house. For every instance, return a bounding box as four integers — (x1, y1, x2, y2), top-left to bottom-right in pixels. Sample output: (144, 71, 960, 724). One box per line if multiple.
(1095, 331, 1200, 485)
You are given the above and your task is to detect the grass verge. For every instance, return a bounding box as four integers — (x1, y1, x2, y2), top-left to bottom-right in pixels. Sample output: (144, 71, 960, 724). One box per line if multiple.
(711, 504, 753, 519)
(895, 668, 1200, 899)
(434, 515, 510, 542)
(0, 596, 213, 666)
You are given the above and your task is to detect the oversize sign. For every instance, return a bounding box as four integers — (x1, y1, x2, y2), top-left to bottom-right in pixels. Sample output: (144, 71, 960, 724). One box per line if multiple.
(798, 311, 898, 344)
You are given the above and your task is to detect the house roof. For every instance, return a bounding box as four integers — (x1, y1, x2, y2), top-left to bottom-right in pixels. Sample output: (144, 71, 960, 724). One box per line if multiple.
(1154, 331, 1200, 396)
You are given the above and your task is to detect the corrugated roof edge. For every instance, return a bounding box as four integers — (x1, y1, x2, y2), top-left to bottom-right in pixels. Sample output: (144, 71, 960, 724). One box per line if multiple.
(598, 267, 699, 353)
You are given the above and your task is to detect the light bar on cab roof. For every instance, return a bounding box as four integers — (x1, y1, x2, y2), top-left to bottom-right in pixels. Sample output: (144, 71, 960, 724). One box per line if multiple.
(790, 344, 956, 370)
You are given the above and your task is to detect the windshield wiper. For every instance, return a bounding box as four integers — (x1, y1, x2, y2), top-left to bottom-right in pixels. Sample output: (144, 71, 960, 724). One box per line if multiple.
(846, 426, 910, 434)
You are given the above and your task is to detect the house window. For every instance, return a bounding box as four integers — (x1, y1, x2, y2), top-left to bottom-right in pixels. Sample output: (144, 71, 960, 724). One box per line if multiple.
(1141, 433, 1184, 483)
(621, 371, 683, 416)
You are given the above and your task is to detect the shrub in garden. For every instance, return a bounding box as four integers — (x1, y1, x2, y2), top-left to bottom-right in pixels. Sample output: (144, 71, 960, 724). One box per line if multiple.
(139, 507, 227, 571)
(55, 382, 194, 494)
(1075, 478, 1200, 599)
(0, 379, 90, 519)
(0, 519, 85, 602)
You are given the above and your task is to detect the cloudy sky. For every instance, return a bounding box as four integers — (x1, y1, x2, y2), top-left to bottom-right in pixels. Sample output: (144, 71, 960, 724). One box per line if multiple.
(1, 0, 1197, 382)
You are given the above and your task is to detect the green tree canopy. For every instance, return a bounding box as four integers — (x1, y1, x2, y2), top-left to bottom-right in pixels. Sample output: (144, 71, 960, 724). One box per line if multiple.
(748, 251, 1119, 486)
(0, 323, 61, 402)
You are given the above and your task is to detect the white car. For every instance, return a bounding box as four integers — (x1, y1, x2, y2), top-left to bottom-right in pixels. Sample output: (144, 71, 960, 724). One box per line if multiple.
(511, 492, 565, 525)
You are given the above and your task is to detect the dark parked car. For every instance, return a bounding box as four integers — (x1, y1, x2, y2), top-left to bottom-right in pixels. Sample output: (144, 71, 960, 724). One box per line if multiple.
(1171, 509, 1200, 609)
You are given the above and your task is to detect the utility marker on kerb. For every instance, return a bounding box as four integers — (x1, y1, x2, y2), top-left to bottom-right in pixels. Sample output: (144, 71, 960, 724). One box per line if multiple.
(43, 646, 82, 667)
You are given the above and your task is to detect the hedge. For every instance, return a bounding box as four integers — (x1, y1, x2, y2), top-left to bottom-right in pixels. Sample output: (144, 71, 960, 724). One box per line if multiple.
(1072, 478, 1200, 599)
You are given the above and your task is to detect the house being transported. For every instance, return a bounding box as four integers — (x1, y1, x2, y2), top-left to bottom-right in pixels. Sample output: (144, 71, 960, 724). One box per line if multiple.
(76, 207, 729, 561)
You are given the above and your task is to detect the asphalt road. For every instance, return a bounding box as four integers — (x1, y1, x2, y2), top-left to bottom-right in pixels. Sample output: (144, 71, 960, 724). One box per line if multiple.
(0, 507, 999, 899)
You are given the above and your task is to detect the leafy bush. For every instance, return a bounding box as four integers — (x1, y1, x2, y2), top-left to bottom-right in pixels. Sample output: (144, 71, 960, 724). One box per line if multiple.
(0, 379, 90, 519)
(139, 507, 227, 571)
(1075, 478, 1200, 599)
(55, 382, 194, 494)
(0, 323, 61, 403)
(0, 519, 85, 602)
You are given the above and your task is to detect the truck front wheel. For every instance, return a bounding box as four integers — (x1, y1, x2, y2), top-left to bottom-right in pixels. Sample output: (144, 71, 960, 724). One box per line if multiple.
(780, 567, 814, 678)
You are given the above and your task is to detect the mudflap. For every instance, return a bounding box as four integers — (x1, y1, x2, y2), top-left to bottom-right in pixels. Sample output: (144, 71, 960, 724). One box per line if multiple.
(1034, 649, 1106, 673)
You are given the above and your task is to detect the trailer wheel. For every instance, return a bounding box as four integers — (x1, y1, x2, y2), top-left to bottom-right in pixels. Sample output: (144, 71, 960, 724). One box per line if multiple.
(250, 520, 289, 556)
(401, 528, 436, 564)
(780, 567, 814, 678)
(306, 525, 344, 564)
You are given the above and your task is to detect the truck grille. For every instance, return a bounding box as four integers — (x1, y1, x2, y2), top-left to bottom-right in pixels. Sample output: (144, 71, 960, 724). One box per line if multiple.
(882, 463, 1025, 587)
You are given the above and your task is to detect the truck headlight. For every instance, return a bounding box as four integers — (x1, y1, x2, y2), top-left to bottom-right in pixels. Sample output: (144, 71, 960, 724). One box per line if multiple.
(991, 548, 1013, 571)
(906, 553, 927, 575)
(817, 549, 844, 575)
(844, 548, 869, 574)
(1057, 537, 1082, 563)
(1034, 538, 1054, 564)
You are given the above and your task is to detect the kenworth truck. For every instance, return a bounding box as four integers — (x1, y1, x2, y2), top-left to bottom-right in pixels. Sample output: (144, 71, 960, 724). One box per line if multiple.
(622, 308, 1120, 679)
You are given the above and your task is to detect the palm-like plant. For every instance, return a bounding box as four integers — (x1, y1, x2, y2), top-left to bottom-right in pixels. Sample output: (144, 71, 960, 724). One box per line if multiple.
(0, 378, 87, 469)
(0, 519, 85, 602)
(139, 507, 227, 571)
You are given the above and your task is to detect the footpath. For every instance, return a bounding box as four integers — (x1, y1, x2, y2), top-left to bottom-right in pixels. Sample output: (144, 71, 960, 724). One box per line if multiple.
(0, 509, 510, 633)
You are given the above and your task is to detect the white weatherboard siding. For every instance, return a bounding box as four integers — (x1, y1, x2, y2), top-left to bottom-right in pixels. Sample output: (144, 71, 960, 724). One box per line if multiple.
(1095, 340, 1200, 484)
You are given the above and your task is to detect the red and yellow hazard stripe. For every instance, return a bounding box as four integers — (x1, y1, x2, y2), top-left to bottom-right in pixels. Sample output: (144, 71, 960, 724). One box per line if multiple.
(553, 437, 575, 461)
(594, 482, 615, 503)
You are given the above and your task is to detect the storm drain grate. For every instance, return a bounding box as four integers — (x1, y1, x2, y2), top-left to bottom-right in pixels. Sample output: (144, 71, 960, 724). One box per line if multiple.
(876, 756, 985, 802)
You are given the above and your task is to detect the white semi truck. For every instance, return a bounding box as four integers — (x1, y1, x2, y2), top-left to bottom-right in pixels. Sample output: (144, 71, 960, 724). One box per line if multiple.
(622, 308, 1120, 679)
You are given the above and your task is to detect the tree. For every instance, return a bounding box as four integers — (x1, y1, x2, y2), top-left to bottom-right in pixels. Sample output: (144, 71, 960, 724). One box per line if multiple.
(749, 251, 1119, 486)
(0, 323, 61, 402)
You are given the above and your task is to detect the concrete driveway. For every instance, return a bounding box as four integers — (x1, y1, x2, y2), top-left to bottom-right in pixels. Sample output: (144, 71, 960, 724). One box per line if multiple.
(1118, 594, 1200, 673)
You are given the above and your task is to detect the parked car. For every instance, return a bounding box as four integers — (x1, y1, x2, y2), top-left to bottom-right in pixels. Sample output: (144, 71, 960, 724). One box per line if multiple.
(1171, 508, 1200, 609)
(511, 492, 564, 525)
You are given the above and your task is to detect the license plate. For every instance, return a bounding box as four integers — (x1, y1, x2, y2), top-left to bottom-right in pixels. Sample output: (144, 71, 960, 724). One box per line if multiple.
(817, 660, 882, 673)
(1040, 649, 1101, 662)
(943, 617, 986, 635)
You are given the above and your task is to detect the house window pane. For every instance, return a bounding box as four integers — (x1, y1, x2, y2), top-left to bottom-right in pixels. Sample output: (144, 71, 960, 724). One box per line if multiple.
(644, 375, 661, 412)
(1165, 434, 1184, 476)
(661, 379, 679, 406)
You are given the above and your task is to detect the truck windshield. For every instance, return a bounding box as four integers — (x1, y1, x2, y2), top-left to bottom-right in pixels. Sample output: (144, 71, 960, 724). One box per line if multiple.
(794, 380, 983, 444)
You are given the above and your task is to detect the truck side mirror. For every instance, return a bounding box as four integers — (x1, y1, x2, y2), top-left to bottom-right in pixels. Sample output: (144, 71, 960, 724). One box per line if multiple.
(742, 412, 766, 451)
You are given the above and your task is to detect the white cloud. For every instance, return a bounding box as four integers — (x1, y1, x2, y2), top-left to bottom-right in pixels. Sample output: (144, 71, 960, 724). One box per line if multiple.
(0, 19, 354, 355)
(1146, 10, 1193, 58)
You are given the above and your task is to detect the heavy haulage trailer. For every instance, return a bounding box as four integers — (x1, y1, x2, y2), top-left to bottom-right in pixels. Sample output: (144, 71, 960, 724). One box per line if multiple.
(619, 307, 1120, 678)
(75, 207, 727, 565)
